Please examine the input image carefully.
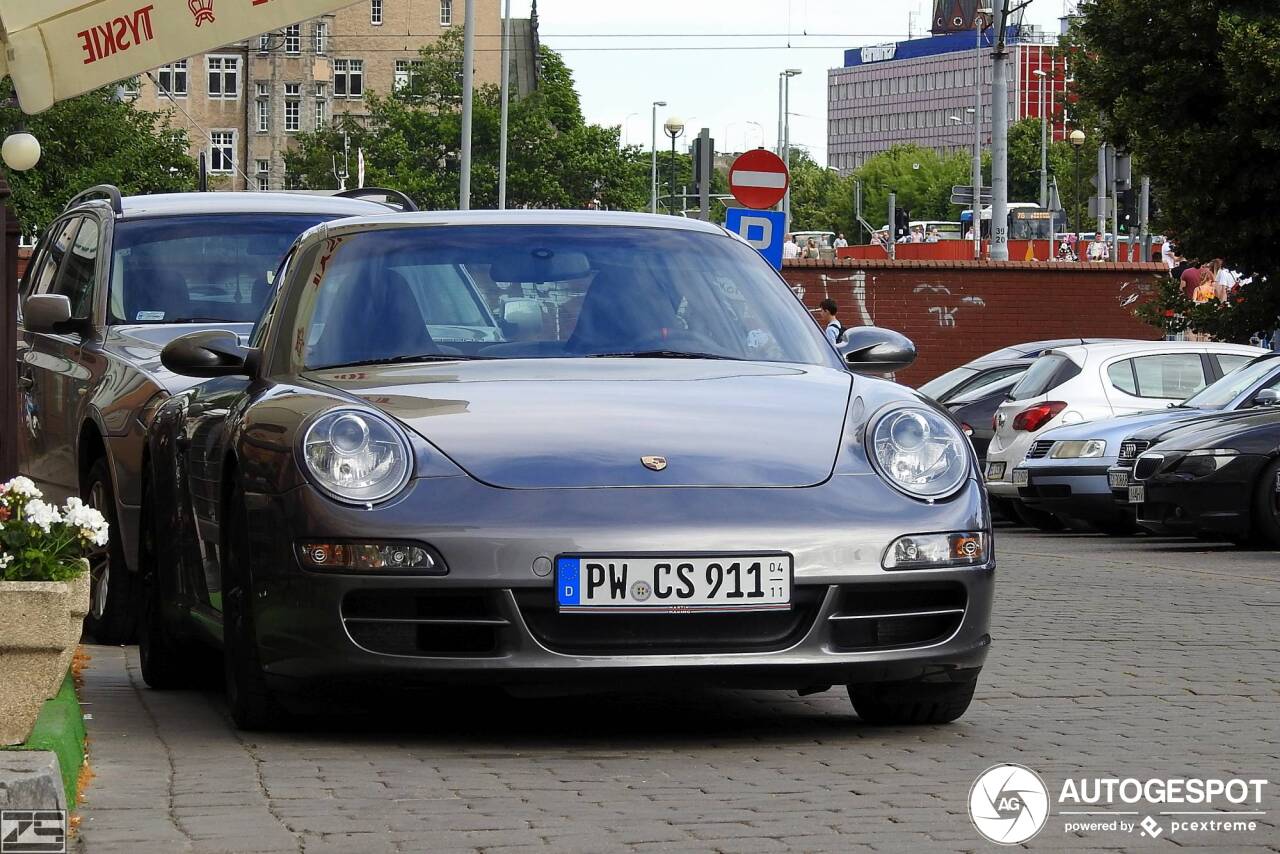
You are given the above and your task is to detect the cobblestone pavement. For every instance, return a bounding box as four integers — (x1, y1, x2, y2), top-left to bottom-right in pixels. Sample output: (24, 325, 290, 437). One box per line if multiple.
(73, 530, 1280, 854)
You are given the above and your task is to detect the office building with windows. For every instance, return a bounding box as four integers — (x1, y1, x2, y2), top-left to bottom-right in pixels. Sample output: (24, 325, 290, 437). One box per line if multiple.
(827, 23, 1065, 175)
(134, 0, 537, 191)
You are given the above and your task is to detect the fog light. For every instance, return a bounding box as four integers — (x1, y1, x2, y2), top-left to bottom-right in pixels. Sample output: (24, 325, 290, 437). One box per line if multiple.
(298, 541, 446, 573)
(883, 532, 987, 570)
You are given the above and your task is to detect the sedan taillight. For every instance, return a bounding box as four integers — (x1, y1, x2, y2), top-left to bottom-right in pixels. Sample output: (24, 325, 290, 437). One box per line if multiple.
(1012, 401, 1067, 432)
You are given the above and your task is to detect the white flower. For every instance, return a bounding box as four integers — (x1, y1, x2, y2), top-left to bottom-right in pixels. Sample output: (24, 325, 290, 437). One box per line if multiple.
(0, 553, 12, 569)
(1, 476, 40, 499)
(23, 498, 62, 533)
(64, 498, 109, 547)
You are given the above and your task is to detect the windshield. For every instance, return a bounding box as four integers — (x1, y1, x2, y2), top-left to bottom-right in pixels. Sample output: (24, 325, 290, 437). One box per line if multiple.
(918, 366, 977, 400)
(1008, 353, 1078, 401)
(109, 214, 332, 325)
(1180, 356, 1280, 409)
(949, 371, 1024, 405)
(293, 225, 834, 369)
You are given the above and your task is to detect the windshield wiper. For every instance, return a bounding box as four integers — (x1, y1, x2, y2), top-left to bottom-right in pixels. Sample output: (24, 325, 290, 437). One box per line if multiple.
(587, 349, 738, 360)
(318, 353, 486, 369)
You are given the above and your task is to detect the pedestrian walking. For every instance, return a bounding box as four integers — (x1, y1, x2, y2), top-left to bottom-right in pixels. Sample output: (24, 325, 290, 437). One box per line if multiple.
(782, 234, 801, 260)
(833, 233, 848, 249)
(817, 298, 842, 346)
(803, 238, 820, 260)
(1161, 239, 1179, 273)
(925, 227, 941, 243)
(1087, 231, 1110, 262)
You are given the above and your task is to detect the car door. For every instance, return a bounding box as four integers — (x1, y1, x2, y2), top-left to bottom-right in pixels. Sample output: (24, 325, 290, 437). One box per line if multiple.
(16, 216, 84, 496)
(1103, 352, 1211, 415)
(24, 215, 106, 501)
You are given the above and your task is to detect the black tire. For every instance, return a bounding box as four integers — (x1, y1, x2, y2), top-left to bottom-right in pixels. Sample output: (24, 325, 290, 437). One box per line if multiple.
(83, 458, 138, 644)
(138, 471, 204, 689)
(1250, 457, 1280, 549)
(222, 483, 290, 730)
(849, 678, 978, 725)
(1011, 501, 1066, 532)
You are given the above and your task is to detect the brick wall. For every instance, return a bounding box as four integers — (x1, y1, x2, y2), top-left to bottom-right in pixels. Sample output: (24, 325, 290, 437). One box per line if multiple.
(782, 258, 1166, 386)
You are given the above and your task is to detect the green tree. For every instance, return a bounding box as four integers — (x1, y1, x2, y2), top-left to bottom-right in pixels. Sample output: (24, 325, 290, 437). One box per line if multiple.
(787, 149, 853, 235)
(286, 31, 647, 212)
(853, 145, 973, 228)
(0, 80, 196, 236)
(1066, 0, 1280, 341)
(1007, 116, 1101, 234)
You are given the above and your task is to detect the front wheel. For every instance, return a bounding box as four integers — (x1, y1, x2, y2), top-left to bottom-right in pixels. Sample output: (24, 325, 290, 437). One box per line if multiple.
(849, 678, 978, 725)
(222, 484, 290, 730)
(83, 458, 137, 644)
(1251, 457, 1280, 549)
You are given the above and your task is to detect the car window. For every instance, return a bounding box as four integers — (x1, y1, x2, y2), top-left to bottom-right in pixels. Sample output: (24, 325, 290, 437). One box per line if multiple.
(949, 371, 1023, 404)
(1008, 354, 1078, 401)
(1181, 356, 1280, 408)
(293, 225, 834, 370)
(109, 214, 331, 325)
(1107, 360, 1138, 395)
(1129, 353, 1207, 399)
(1214, 353, 1253, 376)
(918, 366, 977, 400)
(25, 218, 81, 301)
(949, 365, 1025, 399)
(52, 217, 100, 320)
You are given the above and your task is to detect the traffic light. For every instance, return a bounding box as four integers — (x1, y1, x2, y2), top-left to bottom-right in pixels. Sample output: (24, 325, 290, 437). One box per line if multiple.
(691, 136, 716, 196)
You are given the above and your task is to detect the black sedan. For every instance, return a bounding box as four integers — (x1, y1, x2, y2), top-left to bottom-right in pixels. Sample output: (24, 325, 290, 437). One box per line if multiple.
(1131, 404, 1280, 546)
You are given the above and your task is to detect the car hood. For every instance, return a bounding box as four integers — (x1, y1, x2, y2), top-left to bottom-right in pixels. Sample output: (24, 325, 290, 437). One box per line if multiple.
(1146, 406, 1280, 453)
(305, 359, 853, 488)
(1035, 408, 1201, 444)
(1127, 405, 1278, 443)
(103, 322, 255, 394)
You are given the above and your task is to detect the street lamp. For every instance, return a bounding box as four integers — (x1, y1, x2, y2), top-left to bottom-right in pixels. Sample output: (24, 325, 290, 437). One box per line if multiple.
(780, 68, 802, 231)
(621, 112, 639, 148)
(664, 116, 685, 217)
(650, 100, 667, 214)
(745, 120, 764, 149)
(1034, 69, 1048, 208)
(1069, 128, 1086, 243)
(972, 8, 993, 260)
(1, 133, 41, 172)
(0, 128, 39, 477)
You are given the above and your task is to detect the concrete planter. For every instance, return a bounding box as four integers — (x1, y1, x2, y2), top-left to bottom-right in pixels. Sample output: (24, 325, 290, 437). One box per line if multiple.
(0, 567, 88, 746)
(50, 563, 91, 700)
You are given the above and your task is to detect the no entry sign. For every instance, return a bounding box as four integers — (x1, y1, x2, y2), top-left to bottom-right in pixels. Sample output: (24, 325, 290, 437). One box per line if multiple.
(728, 149, 790, 210)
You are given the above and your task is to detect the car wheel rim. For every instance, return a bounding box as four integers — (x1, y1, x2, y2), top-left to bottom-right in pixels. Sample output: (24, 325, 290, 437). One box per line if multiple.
(88, 481, 110, 621)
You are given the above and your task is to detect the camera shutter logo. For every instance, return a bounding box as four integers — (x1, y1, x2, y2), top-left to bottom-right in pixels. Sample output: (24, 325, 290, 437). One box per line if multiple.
(968, 764, 1050, 844)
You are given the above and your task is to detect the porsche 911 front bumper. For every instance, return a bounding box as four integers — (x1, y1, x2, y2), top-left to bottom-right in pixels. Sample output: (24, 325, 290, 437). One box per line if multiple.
(241, 473, 995, 693)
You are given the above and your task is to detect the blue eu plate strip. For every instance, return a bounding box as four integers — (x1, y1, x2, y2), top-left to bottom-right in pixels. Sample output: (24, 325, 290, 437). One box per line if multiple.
(557, 558, 580, 606)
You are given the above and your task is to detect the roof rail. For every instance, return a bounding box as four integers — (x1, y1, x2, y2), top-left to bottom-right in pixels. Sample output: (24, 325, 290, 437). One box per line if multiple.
(65, 185, 124, 215)
(334, 187, 419, 212)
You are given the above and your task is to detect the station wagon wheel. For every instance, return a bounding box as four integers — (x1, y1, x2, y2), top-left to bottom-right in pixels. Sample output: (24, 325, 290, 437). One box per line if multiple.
(83, 458, 138, 644)
(1252, 457, 1280, 549)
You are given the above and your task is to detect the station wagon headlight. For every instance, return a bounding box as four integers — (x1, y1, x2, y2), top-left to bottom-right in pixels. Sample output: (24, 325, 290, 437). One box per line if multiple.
(1050, 439, 1107, 459)
(868, 406, 970, 499)
(302, 409, 411, 505)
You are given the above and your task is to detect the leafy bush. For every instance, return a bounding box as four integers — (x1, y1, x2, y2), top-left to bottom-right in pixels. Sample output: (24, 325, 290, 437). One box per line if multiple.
(0, 477, 107, 582)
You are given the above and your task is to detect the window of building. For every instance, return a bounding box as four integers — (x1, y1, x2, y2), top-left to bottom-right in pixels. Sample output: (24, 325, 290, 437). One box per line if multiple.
(440, 0, 452, 26)
(371, 0, 383, 25)
(156, 60, 187, 97)
(334, 59, 364, 98)
(965, 109, 974, 125)
(210, 131, 236, 173)
(255, 159, 270, 192)
(207, 56, 239, 100)
(965, 67, 976, 86)
(285, 83, 300, 132)
(907, 75, 916, 94)
(314, 22, 328, 54)
(259, 33, 270, 52)
(315, 96, 327, 130)
(945, 70, 955, 88)
(255, 82, 269, 133)
(284, 24, 301, 54)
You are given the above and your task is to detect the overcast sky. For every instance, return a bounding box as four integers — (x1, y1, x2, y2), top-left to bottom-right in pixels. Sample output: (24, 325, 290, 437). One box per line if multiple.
(499, 0, 1070, 164)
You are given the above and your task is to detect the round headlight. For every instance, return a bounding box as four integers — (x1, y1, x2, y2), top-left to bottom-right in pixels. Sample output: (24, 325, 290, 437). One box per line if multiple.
(302, 409, 411, 504)
(868, 405, 971, 499)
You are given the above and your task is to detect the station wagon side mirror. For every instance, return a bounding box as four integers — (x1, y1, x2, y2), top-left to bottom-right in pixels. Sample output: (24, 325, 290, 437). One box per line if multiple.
(22, 294, 74, 334)
(837, 326, 917, 375)
(1255, 388, 1280, 407)
(161, 330, 254, 378)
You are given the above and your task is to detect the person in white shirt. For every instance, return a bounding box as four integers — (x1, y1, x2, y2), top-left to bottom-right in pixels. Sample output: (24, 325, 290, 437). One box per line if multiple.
(833, 233, 849, 249)
(782, 234, 801, 260)
(1087, 232, 1110, 262)
(1161, 239, 1179, 273)
(818, 299, 842, 346)
(1213, 259, 1237, 300)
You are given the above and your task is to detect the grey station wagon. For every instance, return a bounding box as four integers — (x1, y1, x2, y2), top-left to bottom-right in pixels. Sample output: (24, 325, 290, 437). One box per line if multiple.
(14, 186, 409, 642)
(143, 211, 995, 730)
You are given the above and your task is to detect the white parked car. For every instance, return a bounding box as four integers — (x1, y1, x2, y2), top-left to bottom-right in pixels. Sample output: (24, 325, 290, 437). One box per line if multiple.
(983, 340, 1268, 528)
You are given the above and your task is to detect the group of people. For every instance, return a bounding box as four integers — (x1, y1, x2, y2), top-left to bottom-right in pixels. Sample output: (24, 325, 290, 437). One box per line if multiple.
(1164, 245, 1242, 304)
(869, 226, 942, 248)
(782, 233, 852, 260)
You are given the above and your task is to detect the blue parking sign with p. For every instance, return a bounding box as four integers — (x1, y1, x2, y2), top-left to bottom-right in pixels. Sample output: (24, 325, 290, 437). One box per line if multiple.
(725, 208, 786, 270)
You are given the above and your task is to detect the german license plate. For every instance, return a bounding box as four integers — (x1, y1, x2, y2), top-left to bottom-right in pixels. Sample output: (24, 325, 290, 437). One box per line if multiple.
(1012, 468, 1030, 487)
(556, 555, 792, 613)
(985, 461, 1006, 481)
(1128, 484, 1145, 504)
(1108, 470, 1129, 489)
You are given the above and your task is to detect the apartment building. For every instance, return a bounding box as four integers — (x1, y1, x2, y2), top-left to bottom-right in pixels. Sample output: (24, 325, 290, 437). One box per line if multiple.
(133, 0, 532, 191)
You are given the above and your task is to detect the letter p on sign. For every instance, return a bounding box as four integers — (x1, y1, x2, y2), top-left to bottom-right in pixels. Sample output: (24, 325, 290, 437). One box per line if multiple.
(725, 208, 786, 270)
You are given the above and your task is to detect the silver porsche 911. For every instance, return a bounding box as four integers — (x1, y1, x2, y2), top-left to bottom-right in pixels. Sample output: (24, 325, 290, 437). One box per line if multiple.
(141, 211, 993, 730)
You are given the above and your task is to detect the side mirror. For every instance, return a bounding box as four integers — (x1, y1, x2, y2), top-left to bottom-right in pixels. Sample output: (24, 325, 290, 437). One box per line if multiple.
(837, 326, 917, 375)
(1255, 388, 1280, 407)
(161, 330, 253, 378)
(502, 298, 543, 339)
(22, 294, 73, 333)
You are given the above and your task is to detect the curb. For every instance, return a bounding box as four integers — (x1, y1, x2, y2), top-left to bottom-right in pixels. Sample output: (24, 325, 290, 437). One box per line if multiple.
(0, 750, 65, 811)
(0, 674, 85, 808)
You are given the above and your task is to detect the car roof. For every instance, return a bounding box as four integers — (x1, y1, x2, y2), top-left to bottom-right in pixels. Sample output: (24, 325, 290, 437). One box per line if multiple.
(1048, 340, 1266, 364)
(310, 209, 730, 237)
(76, 192, 396, 220)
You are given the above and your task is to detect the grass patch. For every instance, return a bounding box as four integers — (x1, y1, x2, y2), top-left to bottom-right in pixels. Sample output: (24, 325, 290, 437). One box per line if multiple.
(1, 673, 87, 808)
